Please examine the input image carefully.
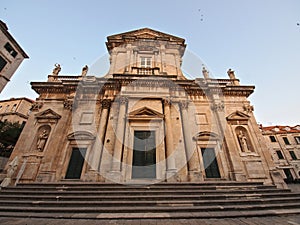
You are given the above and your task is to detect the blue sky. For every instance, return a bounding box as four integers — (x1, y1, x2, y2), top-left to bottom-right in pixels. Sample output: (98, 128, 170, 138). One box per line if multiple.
(1, 0, 299, 125)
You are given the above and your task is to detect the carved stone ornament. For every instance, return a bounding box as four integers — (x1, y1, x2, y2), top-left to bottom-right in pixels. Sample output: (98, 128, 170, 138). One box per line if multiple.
(101, 99, 111, 109)
(179, 100, 189, 109)
(211, 102, 225, 112)
(63, 99, 73, 111)
(30, 102, 43, 111)
(118, 96, 128, 105)
(243, 104, 254, 113)
(163, 97, 173, 106)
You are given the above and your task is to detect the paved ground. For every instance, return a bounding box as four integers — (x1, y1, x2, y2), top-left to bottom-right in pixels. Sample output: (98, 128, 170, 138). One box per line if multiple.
(0, 215, 300, 225)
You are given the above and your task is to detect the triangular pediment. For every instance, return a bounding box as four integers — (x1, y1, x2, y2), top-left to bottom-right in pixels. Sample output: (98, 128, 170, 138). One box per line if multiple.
(35, 108, 61, 120)
(128, 107, 164, 119)
(106, 28, 185, 51)
(226, 111, 250, 121)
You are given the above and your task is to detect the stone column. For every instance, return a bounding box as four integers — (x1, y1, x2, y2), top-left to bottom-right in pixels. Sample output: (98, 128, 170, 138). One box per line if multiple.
(163, 98, 177, 181)
(109, 96, 128, 181)
(180, 100, 200, 181)
(90, 99, 111, 172)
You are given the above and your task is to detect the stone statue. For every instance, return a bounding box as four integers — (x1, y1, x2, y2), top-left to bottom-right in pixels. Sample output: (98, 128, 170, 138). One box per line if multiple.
(52, 63, 61, 75)
(81, 65, 88, 76)
(37, 130, 49, 151)
(227, 68, 240, 85)
(238, 130, 250, 152)
(227, 68, 236, 79)
(202, 67, 210, 79)
(0, 156, 19, 187)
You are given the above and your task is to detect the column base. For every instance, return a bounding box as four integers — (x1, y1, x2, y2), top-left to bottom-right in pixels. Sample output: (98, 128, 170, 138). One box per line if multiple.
(232, 172, 247, 181)
(105, 171, 123, 183)
(166, 169, 178, 182)
(188, 171, 203, 182)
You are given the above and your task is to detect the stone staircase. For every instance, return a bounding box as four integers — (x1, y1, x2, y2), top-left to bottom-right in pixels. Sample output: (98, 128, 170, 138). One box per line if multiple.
(0, 181, 300, 219)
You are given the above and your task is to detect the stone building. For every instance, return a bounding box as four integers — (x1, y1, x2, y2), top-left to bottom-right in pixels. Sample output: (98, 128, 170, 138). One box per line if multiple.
(261, 125, 300, 183)
(4, 28, 285, 187)
(0, 20, 29, 93)
(0, 97, 34, 125)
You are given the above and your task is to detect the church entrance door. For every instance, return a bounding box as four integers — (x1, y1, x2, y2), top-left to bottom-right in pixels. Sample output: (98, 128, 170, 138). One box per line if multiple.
(132, 131, 156, 179)
(201, 148, 221, 178)
(65, 148, 86, 179)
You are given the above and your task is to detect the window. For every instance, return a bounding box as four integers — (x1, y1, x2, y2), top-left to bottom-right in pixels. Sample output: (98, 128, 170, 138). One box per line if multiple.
(0, 55, 7, 72)
(141, 57, 151, 68)
(11, 104, 17, 112)
(4, 105, 9, 113)
(269, 136, 276, 142)
(276, 150, 284, 159)
(4, 42, 17, 58)
(283, 137, 290, 145)
(294, 136, 300, 144)
(290, 151, 297, 160)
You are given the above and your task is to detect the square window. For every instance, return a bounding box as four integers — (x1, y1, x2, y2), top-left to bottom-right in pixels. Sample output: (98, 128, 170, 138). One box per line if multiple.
(269, 136, 276, 142)
(276, 150, 284, 159)
(290, 151, 297, 160)
(4, 42, 17, 58)
(294, 136, 300, 144)
(283, 137, 290, 145)
(0, 55, 7, 72)
(141, 57, 151, 68)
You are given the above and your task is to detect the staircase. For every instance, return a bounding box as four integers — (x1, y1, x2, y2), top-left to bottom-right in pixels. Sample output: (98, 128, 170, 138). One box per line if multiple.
(0, 181, 300, 219)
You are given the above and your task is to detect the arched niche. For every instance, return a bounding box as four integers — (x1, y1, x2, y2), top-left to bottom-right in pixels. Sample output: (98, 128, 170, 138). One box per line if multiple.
(235, 126, 254, 153)
(36, 125, 51, 152)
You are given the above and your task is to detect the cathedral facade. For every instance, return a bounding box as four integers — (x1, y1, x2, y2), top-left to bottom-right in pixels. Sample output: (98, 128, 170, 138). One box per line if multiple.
(4, 28, 285, 187)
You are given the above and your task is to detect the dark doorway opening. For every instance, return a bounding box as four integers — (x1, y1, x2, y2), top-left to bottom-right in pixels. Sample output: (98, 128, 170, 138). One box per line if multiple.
(201, 148, 221, 178)
(283, 168, 294, 183)
(132, 131, 156, 179)
(65, 148, 87, 179)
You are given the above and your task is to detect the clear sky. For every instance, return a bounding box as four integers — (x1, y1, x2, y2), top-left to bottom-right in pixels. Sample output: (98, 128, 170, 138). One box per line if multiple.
(0, 0, 299, 126)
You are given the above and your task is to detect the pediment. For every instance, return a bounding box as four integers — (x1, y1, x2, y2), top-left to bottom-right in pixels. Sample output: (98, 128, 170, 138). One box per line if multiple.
(106, 28, 185, 51)
(193, 131, 219, 141)
(35, 108, 61, 120)
(128, 107, 164, 120)
(226, 111, 250, 121)
(67, 131, 95, 140)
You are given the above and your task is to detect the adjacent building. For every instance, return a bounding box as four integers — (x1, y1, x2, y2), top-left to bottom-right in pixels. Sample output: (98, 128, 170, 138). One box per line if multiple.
(261, 125, 300, 183)
(0, 97, 34, 125)
(4, 28, 286, 188)
(0, 20, 29, 93)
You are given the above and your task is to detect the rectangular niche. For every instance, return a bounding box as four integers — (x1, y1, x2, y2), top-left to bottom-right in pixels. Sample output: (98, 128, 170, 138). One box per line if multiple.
(80, 112, 94, 125)
(195, 113, 208, 125)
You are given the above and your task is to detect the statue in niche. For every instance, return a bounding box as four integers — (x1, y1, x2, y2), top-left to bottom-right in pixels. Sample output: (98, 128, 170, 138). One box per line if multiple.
(81, 65, 88, 76)
(37, 129, 49, 151)
(238, 130, 251, 153)
(52, 63, 61, 75)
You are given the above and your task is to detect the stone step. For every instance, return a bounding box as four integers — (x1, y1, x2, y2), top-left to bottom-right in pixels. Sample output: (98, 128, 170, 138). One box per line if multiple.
(15, 181, 265, 188)
(0, 208, 300, 220)
(0, 196, 299, 207)
(9, 184, 277, 191)
(0, 188, 290, 196)
(0, 202, 300, 214)
(0, 191, 299, 201)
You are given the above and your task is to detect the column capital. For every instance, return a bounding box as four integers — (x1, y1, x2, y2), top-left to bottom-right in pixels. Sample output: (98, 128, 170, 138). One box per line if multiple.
(163, 97, 173, 106)
(179, 100, 189, 109)
(118, 96, 128, 105)
(211, 102, 224, 112)
(101, 99, 111, 109)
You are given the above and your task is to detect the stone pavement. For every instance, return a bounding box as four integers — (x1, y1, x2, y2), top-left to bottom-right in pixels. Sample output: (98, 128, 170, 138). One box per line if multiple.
(0, 215, 300, 225)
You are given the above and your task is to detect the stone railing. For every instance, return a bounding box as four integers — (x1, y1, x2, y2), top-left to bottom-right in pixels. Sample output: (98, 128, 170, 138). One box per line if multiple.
(131, 67, 160, 75)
